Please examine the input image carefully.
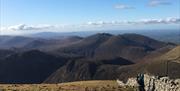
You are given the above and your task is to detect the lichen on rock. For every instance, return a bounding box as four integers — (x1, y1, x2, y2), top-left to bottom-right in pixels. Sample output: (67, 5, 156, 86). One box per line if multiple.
(117, 74, 180, 91)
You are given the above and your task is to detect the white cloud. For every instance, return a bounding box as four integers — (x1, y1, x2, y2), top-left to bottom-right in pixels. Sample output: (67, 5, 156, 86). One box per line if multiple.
(139, 17, 180, 24)
(86, 17, 180, 26)
(114, 4, 134, 9)
(148, 0, 172, 7)
(7, 24, 55, 31)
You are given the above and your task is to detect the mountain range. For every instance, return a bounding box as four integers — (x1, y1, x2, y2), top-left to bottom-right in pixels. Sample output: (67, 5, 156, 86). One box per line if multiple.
(0, 33, 179, 83)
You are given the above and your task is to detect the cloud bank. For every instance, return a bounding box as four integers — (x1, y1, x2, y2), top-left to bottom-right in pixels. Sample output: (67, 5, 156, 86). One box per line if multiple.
(86, 17, 180, 26)
(1, 17, 179, 32)
(139, 18, 180, 24)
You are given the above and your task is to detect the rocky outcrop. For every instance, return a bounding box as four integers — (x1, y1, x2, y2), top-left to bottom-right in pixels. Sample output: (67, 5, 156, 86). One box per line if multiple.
(117, 74, 180, 91)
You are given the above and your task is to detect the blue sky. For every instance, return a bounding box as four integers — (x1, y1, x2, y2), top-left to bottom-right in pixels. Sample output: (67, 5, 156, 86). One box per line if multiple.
(0, 0, 180, 34)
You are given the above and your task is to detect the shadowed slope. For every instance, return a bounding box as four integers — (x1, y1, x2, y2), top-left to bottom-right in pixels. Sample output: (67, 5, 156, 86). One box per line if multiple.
(0, 50, 68, 84)
(44, 57, 134, 83)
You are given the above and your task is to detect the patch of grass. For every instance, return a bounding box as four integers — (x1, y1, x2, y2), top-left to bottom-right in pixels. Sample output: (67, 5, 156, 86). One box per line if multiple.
(0, 80, 136, 91)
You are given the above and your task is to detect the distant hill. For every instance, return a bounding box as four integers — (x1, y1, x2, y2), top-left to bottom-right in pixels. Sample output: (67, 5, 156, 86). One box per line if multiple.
(0, 35, 83, 51)
(0, 36, 36, 49)
(26, 30, 180, 44)
(55, 33, 169, 62)
(141, 30, 180, 44)
(22, 36, 83, 51)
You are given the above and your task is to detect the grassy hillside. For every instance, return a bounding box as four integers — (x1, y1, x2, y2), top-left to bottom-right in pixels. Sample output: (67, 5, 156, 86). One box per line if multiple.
(146, 46, 180, 78)
(0, 80, 135, 91)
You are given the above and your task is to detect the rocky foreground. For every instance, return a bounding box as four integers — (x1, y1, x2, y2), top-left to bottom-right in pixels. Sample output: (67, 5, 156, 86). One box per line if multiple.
(117, 74, 180, 91)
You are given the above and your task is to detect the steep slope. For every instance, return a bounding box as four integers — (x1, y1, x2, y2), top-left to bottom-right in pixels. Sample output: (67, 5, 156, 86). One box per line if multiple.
(137, 45, 175, 62)
(45, 60, 98, 83)
(44, 57, 134, 83)
(114, 46, 180, 81)
(122, 34, 167, 49)
(160, 46, 180, 61)
(0, 50, 68, 84)
(146, 46, 180, 78)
